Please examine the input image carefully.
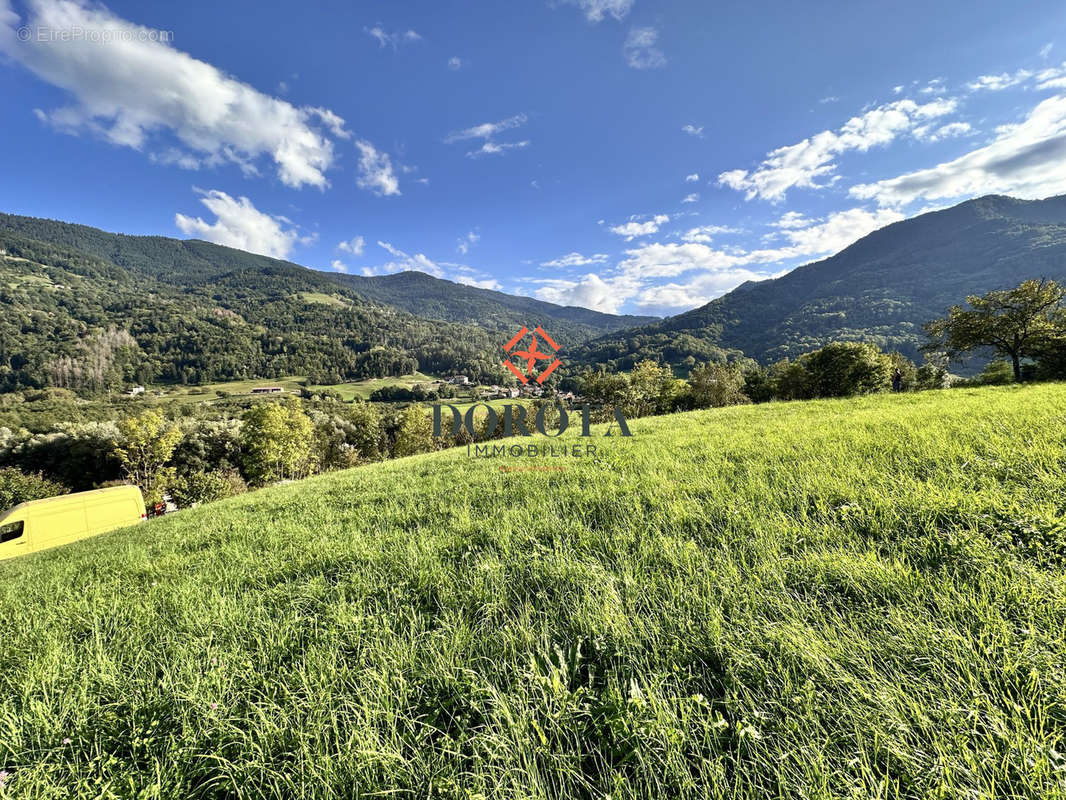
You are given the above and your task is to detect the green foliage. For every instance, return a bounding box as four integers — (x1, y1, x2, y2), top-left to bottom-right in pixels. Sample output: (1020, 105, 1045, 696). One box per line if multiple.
(625, 361, 681, 417)
(972, 359, 1016, 386)
(311, 402, 383, 471)
(798, 342, 893, 398)
(392, 404, 434, 458)
(914, 361, 948, 390)
(684, 361, 749, 409)
(240, 398, 314, 485)
(0, 466, 67, 509)
(169, 469, 246, 508)
(114, 411, 183, 505)
(0, 214, 655, 394)
(925, 278, 1066, 381)
(0, 422, 123, 491)
(0, 385, 1064, 796)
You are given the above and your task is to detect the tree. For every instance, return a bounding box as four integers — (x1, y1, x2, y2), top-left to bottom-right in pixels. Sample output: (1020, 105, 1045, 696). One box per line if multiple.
(170, 469, 246, 508)
(114, 410, 182, 504)
(686, 362, 749, 409)
(0, 467, 68, 510)
(240, 398, 313, 485)
(625, 360, 678, 416)
(925, 279, 1066, 382)
(392, 405, 433, 458)
(801, 342, 892, 397)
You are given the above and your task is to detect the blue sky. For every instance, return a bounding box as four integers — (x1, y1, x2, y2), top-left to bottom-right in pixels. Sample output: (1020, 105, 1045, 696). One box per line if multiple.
(2, 0, 1066, 316)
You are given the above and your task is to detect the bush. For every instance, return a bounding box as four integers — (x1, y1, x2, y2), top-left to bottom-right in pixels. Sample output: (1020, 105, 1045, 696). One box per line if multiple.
(914, 362, 948, 390)
(0, 467, 68, 510)
(170, 469, 245, 508)
(799, 342, 893, 398)
(972, 359, 1014, 386)
(685, 361, 749, 409)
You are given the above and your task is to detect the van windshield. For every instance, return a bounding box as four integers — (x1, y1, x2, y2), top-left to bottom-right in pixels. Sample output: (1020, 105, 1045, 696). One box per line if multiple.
(0, 520, 25, 543)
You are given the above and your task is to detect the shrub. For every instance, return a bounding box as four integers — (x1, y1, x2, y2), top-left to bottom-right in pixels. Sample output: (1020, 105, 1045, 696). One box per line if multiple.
(170, 469, 245, 508)
(0, 467, 68, 510)
(972, 359, 1014, 386)
(800, 342, 893, 398)
(685, 361, 749, 409)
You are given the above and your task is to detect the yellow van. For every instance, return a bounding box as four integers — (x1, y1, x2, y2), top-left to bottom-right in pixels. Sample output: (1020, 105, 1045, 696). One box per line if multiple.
(0, 485, 146, 561)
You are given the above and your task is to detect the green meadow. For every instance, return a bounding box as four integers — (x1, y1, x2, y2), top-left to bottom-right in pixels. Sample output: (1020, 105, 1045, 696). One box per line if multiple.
(1, 384, 1065, 798)
(156, 372, 441, 402)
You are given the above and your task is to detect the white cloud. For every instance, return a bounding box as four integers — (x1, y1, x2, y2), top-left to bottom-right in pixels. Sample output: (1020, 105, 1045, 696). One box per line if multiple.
(1041, 43, 1054, 60)
(922, 121, 973, 142)
(0, 0, 351, 189)
(851, 95, 1066, 206)
(448, 56, 462, 70)
(616, 206, 902, 310)
(174, 189, 307, 259)
(760, 207, 904, 257)
(374, 241, 444, 277)
(365, 27, 422, 49)
(680, 225, 738, 243)
(338, 236, 365, 255)
(718, 98, 958, 202)
(555, 0, 634, 23)
(445, 114, 529, 157)
(819, 96, 840, 104)
(533, 273, 640, 313)
(609, 213, 669, 240)
(354, 139, 400, 196)
(920, 77, 947, 95)
(624, 27, 665, 70)
(635, 269, 768, 310)
(685, 173, 699, 182)
(540, 252, 609, 268)
(530, 205, 902, 314)
(456, 275, 503, 290)
(681, 124, 704, 138)
(445, 114, 527, 143)
(681, 193, 699, 203)
(966, 63, 1066, 92)
(892, 85, 904, 95)
(622, 208, 900, 278)
(457, 230, 479, 255)
(466, 140, 530, 158)
(967, 70, 1032, 92)
(328, 259, 349, 273)
(772, 211, 813, 229)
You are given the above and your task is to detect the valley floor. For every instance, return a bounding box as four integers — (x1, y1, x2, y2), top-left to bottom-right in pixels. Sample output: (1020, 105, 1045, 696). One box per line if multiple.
(0, 384, 1064, 798)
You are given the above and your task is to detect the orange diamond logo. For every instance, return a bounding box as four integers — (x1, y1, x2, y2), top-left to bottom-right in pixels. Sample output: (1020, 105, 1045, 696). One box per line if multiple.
(502, 326, 562, 385)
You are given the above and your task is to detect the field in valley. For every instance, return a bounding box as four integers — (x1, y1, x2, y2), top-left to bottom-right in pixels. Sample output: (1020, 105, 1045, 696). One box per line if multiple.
(0, 384, 1064, 798)
(154, 372, 443, 403)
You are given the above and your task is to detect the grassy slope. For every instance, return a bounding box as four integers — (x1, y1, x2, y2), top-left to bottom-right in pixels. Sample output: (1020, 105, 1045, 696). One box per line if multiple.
(1, 385, 1065, 798)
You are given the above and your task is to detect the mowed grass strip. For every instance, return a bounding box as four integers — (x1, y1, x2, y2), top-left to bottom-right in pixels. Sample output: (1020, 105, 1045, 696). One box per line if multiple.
(0, 384, 1065, 799)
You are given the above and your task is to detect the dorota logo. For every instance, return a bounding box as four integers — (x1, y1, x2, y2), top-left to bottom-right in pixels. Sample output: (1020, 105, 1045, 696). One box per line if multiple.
(502, 326, 561, 385)
(431, 325, 633, 452)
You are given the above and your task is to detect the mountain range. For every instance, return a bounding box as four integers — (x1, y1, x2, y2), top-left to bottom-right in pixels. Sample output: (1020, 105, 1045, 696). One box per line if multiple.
(576, 194, 1066, 370)
(2, 193, 1064, 392)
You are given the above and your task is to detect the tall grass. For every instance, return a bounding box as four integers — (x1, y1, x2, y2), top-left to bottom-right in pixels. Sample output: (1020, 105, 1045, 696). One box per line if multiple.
(0, 384, 1064, 799)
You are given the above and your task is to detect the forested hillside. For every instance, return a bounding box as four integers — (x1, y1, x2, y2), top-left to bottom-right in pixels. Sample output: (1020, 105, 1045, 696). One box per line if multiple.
(0, 230, 511, 391)
(575, 194, 1066, 370)
(340, 270, 655, 339)
(0, 214, 648, 392)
